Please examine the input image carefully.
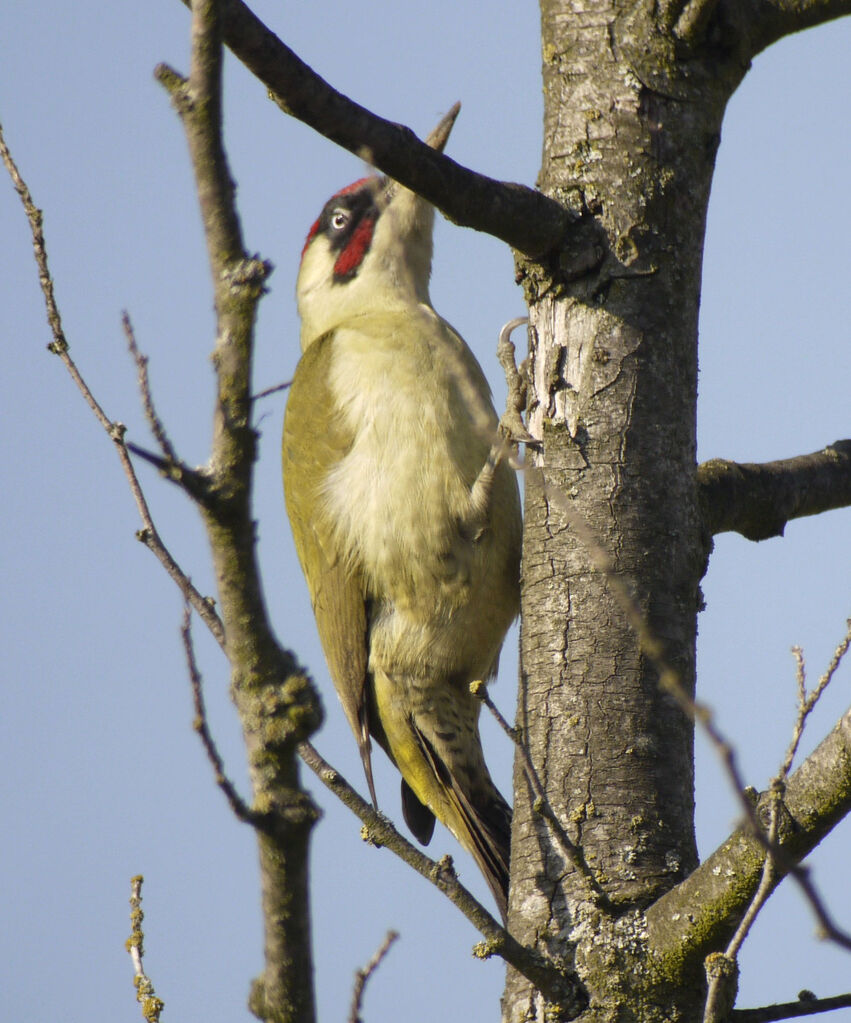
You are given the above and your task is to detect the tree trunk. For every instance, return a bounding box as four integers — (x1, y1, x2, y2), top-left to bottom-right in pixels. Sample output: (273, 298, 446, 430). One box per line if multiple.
(504, 3, 748, 1019)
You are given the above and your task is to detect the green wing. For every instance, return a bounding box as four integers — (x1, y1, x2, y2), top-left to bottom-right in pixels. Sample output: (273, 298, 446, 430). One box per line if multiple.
(282, 333, 377, 803)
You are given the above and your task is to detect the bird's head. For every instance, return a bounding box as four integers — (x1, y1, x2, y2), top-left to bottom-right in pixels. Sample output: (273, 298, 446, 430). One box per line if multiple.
(296, 175, 436, 350)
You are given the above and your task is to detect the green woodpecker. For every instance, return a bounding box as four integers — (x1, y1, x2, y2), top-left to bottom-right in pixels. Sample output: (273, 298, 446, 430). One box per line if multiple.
(282, 173, 521, 918)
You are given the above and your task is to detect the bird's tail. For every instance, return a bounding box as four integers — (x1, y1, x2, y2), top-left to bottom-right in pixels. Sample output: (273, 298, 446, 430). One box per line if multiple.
(405, 723, 512, 922)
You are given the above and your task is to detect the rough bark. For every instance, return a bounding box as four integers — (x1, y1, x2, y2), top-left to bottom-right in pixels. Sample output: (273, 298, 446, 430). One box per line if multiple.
(504, 2, 750, 1020)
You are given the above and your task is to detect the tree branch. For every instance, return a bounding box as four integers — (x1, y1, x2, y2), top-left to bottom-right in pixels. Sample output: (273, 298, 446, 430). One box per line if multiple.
(158, 4, 322, 1021)
(175, 0, 574, 259)
(126, 876, 165, 1023)
(646, 704, 851, 976)
(741, 0, 851, 58)
(0, 120, 225, 646)
(182, 605, 261, 827)
(348, 931, 399, 1023)
(297, 741, 583, 1010)
(702, 619, 851, 1019)
(698, 441, 851, 540)
(732, 991, 851, 1023)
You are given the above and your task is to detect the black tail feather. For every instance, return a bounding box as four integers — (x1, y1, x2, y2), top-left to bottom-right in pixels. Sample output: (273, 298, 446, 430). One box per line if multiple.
(401, 778, 436, 845)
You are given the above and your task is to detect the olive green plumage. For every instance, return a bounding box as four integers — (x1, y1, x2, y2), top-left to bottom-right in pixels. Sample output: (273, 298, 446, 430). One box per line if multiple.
(283, 178, 521, 917)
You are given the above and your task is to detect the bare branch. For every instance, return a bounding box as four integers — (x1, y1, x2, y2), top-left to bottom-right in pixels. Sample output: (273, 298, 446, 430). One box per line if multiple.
(703, 797, 779, 1021)
(252, 379, 291, 402)
(155, 6, 322, 1021)
(181, 605, 260, 825)
(702, 951, 739, 1023)
(732, 991, 851, 1023)
(123, 312, 179, 466)
(646, 703, 851, 973)
(172, 0, 575, 259)
(703, 617, 851, 1016)
(725, 796, 781, 960)
(698, 441, 851, 540)
(790, 863, 851, 951)
(697, 619, 851, 1011)
(348, 930, 399, 1023)
(297, 740, 580, 1008)
(743, 0, 851, 58)
(1, 120, 225, 646)
(0, 122, 69, 357)
(125, 876, 165, 1023)
(784, 622, 851, 777)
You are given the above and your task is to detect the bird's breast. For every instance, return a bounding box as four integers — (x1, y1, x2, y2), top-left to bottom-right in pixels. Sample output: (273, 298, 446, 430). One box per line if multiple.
(321, 315, 478, 601)
(312, 310, 519, 683)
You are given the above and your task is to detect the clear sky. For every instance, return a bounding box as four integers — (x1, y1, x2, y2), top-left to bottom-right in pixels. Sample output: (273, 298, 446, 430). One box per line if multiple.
(2, 3, 850, 1021)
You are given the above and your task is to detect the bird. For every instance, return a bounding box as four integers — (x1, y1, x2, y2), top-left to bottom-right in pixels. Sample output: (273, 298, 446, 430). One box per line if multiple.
(282, 169, 522, 919)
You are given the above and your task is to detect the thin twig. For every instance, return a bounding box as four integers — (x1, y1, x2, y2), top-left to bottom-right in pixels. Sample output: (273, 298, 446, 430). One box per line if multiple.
(252, 379, 292, 402)
(791, 863, 851, 951)
(732, 991, 851, 1023)
(727, 795, 780, 962)
(471, 681, 605, 903)
(348, 930, 399, 1023)
(765, 622, 851, 952)
(181, 605, 259, 825)
(123, 312, 179, 465)
(296, 740, 576, 1005)
(704, 618, 851, 1018)
(125, 876, 165, 1023)
(783, 621, 851, 778)
(1, 123, 68, 355)
(1, 121, 225, 648)
(703, 798, 779, 1021)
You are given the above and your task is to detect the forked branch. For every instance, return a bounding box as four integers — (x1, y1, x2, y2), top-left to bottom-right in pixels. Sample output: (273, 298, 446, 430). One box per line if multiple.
(647, 701, 851, 974)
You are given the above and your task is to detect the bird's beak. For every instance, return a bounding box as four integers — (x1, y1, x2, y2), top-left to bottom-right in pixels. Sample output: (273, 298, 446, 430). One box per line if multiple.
(425, 102, 460, 154)
(380, 102, 460, 213)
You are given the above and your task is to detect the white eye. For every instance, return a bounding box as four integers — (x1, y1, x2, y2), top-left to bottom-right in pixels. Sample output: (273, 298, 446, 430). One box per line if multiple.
(330, 208, 349, 231)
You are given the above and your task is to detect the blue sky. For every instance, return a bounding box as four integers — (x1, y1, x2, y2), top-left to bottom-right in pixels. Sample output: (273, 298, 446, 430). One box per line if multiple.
(2, 3, 850, 1021)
